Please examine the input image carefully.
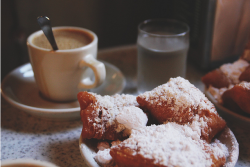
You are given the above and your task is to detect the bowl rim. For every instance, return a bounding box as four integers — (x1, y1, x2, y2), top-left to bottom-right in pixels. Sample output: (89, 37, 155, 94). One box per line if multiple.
(205, 89, 250, 122)
(79, 126, 239, 167)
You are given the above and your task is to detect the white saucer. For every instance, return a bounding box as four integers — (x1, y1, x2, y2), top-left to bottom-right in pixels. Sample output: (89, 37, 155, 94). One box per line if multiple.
(1, 61, 126, 121)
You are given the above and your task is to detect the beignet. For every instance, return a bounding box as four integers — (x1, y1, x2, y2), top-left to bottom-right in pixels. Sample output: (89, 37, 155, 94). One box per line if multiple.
(239, 65, 250, 82)
(137, 77, 226, 142)
(222, 82, 250, 114)
(110, 123, 227, 167)
(77, 91, 140, 140)
(202, 59, 249, 89)
(202, 69, 230, 88)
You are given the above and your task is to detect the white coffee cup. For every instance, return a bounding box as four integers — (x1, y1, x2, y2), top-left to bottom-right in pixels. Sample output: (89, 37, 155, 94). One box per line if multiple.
(27, 26, 106, 102)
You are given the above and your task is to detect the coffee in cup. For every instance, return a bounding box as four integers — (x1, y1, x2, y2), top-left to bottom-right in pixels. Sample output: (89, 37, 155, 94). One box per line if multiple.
(27, 26, 106, 102)
(32, 29, 93, 50)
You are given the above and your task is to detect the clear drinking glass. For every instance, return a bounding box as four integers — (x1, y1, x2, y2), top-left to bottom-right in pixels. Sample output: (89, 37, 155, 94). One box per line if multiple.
(137, 19, 190, 94)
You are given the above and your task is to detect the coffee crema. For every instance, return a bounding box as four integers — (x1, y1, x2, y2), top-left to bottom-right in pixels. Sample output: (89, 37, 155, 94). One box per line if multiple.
(32, 29, 93, 50)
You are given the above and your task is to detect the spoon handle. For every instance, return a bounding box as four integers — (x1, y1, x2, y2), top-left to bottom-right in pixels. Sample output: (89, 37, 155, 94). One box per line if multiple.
(37, 16, 58, 50)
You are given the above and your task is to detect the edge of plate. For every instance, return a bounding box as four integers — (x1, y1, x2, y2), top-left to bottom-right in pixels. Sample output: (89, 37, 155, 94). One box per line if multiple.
(79, 135, 100, 167)
(79, 127, 239, 167)
(205, 90, 250, 123)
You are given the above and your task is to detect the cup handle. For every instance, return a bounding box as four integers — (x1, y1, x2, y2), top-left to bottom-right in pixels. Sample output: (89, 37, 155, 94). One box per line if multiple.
(78, 54, 106, 89)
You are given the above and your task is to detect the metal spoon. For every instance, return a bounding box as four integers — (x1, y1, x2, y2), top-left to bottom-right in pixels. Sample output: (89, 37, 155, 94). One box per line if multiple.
(37, 16, 58, 50)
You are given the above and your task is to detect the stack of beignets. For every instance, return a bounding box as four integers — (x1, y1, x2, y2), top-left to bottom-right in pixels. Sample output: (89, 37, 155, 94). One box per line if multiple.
(110, 123, 227, 167)
(137, 77, 226, 143)
(78, 77, 229, 167)
(222, 82, 250, 114)
(202, 57, 250, 115)
(202, 59, 249, 88)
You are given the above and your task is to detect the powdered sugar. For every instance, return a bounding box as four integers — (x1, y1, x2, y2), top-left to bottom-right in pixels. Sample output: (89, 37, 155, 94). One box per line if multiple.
(208, 85, 234, 103)
(80, 127, 238, 167)
(138, 77, 216, 116)
(220, 59, 249, 84)
(95, 149, 113, 165)
(188, 115, 207, 141)
(137, 77, 227, 142)
(97, 141, 110, 151)
(208, 81, 249, 105)
(210, 139, 229, 159)
(113, 123, 227, 167)
(238, 81, 250, 89)
(116, 106, 148, 130)
(88, 93, 139, 130)
(79, 76, 236, 167)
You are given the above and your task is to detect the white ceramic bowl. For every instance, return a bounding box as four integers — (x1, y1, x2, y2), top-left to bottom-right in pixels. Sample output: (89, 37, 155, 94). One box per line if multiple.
(79, 127, 239, 167)
(1, 159, 58, 167)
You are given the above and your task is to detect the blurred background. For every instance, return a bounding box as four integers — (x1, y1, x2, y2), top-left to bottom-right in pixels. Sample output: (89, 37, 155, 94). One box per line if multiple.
(2, 0, 250, 80)
(2, 0, 174, 79)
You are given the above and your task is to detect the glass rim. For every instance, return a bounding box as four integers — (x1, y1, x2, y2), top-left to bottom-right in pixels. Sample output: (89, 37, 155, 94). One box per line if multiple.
(138, 18, 190, 37)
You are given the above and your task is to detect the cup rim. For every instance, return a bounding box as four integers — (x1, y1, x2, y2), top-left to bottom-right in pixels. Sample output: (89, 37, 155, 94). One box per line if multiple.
(138, 18, 190, 37)
(27, 26, 98, 52)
